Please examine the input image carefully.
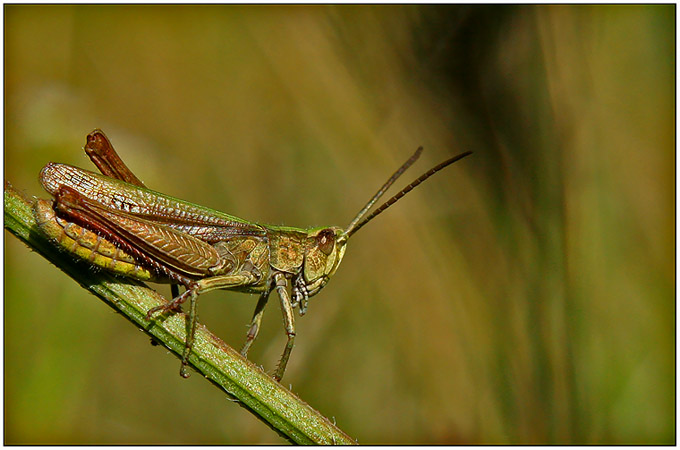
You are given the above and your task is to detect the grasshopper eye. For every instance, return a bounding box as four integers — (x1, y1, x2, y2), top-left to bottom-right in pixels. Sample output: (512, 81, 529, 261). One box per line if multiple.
(316, 228, 335, 255)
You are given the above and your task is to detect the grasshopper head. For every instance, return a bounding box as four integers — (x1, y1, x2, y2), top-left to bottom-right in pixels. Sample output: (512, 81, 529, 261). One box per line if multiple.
(293, 226, 347, 314)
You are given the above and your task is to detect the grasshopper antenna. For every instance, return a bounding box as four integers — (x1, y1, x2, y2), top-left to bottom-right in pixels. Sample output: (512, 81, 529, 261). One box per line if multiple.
(340, 148, 472, 242)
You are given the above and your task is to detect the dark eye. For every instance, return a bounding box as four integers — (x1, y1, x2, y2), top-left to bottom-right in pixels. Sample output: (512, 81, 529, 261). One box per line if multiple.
(316, 228, 335, 255)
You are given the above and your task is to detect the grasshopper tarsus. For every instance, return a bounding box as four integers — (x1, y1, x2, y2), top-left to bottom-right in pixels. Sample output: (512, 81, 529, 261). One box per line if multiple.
(36, 130, 471, 382)
(240, 318, 260, 357)
(180, 366, 191, 378)
(146, 289, 191, 319)
(146, 303, 168, 320)
(146, 302, 175, 320)
(273, 331, 295, 382)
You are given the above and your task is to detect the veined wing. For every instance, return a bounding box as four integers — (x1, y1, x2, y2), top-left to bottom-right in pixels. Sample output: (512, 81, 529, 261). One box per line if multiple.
(40, 163, 267, 243)
(53, 185, 228, 279)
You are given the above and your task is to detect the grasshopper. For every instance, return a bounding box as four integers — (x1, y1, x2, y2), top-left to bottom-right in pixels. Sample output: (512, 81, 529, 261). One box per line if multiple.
(34, 130, 471, 381)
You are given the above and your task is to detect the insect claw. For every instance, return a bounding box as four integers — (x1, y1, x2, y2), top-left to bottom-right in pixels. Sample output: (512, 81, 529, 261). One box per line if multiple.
(145, 304, 164, 319)
(145, 300, 183, 319)
(147, 287, 194, 320)
(299, 296, 309, 316)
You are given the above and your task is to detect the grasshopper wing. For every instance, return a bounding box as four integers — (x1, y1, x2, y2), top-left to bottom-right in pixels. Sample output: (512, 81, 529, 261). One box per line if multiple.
(52, 185, 233, 280)
(40, 163, 267, 244)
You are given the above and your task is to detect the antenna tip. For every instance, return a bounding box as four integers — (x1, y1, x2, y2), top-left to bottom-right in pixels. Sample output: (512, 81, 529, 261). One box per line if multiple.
(408, 146, 424, 162)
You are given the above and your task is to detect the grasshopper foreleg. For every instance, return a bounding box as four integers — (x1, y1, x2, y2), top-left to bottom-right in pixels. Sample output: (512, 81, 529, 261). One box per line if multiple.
(273, 272, 296, 382)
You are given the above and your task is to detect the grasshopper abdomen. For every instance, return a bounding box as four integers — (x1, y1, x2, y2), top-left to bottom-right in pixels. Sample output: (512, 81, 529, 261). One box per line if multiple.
(34, 198, 157, 281)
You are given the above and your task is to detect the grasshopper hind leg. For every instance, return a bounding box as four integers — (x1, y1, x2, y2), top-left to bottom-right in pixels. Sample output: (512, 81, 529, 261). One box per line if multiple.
(149, 272, 260, 377)
(168, 283, 195, 378)
(180, 289, 200, 378)
(145, 282, 200, 378)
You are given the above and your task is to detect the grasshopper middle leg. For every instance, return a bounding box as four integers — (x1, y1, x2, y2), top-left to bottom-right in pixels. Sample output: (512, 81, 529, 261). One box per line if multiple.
(241, 290, 271, 357)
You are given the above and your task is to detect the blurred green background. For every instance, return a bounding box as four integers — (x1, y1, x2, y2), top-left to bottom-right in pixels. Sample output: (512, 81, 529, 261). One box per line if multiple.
(4, 5, 674, 444)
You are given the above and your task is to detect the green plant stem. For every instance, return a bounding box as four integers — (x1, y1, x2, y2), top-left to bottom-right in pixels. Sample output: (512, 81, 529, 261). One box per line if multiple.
(4, 182, 356, 445)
